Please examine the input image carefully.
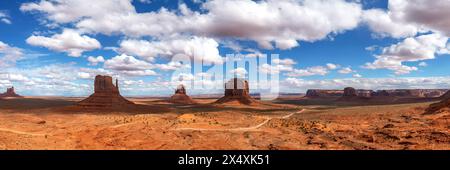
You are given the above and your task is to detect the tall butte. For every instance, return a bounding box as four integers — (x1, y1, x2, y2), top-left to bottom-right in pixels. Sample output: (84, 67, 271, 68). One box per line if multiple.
(77, 75, 134, 109)
(215, 78, 256, 105)
(0, 86, 22, 98)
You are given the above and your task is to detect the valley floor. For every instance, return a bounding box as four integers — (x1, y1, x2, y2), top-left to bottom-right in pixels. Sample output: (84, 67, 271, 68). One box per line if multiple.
(0, 97, 448, 150)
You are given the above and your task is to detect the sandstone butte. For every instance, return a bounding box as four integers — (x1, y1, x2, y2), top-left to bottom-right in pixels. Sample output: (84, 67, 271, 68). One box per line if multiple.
(169, 84, 196, 104)
(77, 75, 134, 109)
(215, 78, 257, 105)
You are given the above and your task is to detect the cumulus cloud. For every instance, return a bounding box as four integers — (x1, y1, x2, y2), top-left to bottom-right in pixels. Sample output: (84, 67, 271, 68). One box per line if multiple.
(363, 0, 450, 38)
(26, 29, 101, 57)
(87, 56, 104, 66)
(155, 61, 190, 71)
(199, 0, 362, 49)
(389, 0, 450, 36)
(21, 0, 363, 49)
(259, 58, 296, 75)
(103, 54, 156, 76)
(362, 9, 419, 38)
(119, 36, 222, 63)
(364, 33, 449, 75)
(0, 41, 23, 68)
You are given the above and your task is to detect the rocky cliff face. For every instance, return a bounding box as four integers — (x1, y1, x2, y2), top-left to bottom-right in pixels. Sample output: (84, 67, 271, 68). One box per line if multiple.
(0, 87, 22, 97)
(426, 90, 450, 114)
(77, 75, 134, 109)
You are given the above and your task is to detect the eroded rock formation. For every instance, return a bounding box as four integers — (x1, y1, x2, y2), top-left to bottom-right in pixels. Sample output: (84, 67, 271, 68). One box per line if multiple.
(343, 87, 357, 97)
(306, 88, 447, 98)
(305, 90, 344, 97)
(215, 78, 256, 105)
(169, 84, 195, 104)
(0, 87, 22, 98)
(372, 89, 447, 98)
(426, 90, 450, 114)
(77, 75, 134, 109)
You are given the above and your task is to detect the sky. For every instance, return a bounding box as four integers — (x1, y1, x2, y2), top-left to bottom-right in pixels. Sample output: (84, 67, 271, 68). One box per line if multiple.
(0, 0, 450, 97)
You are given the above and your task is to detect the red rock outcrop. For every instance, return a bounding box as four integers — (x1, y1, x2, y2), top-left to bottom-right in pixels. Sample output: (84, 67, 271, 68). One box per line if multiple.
(343, 87, 357, 97)
(426, 90, 450, 114)
(438, 90, 450, 100)
(337, 87, 371, 102)
(372, 89, 447, 98)
(425, 98, 450, 114)
(77, 75, 134, 109)
(356, 90, 374, 98)
(0, 87, 22, 98)
(305, 89, 344, 97)
(169, 84, 196, 104)
(215, 78, 256, 105)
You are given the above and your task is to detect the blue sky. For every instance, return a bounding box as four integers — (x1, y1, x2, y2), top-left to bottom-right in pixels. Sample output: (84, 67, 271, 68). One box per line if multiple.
(0, 0, 450, 97)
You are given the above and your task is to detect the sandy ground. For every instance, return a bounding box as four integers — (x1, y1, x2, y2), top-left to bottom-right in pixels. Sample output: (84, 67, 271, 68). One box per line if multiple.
(0, 97, 448, 150)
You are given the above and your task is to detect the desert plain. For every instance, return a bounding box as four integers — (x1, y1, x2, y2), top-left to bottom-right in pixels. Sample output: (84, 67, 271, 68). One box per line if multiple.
(0, 96, 448, 150)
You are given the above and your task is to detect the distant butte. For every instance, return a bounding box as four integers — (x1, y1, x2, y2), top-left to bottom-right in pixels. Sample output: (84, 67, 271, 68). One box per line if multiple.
(0, 86, 22, 98)
(169, 84, 196, 104)
(215, 78, 257, 105)
(77, 75, 134, 109)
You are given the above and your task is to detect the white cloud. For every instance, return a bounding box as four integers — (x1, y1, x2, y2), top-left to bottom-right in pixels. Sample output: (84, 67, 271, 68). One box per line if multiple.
(0, 41, 23, 68)
(1, 18, 11, 24)
(272, 58, 296, 65)
(199, 0, 363, 49)
(21, 0, 363, 49)
(418, 62, 428, 67)
(104, 54, 156, 76)
(229, 67, 247, 78)
(155, 61, 190, 71)
(364, 33, 449, 75)
(259, 58, 296, 75)
(0, 11, 11, 24)
(353, 74, 362, 78)
(338, 67, 354, 74)
(77, 72, 91, 79)
(119, 37, 222, 63)
(362, 0, 450, 38)
(26, 29, 101, 57)
(138, 0, 152, 4)
(0, 63, 97, 96)
(286, 66, 329, 77)
(362, 9, 419, 38)
(326, 63, 339, 70)
(388, 0, 450, 36)
(87, 56, 105, 66)
(20, 0, 135, 24)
